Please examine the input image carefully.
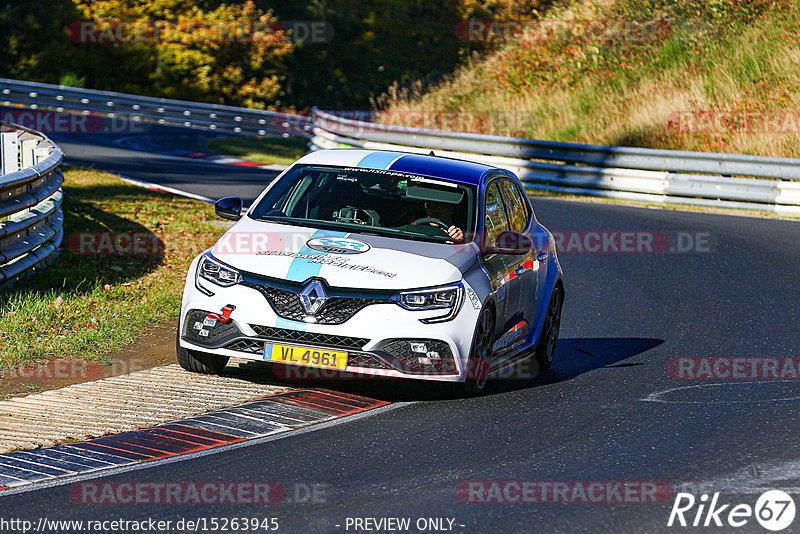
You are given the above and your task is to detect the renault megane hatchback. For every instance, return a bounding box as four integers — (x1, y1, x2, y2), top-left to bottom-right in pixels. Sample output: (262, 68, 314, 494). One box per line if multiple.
(177, 149, 564, 394)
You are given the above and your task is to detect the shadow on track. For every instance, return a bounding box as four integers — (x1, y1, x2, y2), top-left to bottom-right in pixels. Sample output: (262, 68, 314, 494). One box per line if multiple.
(222, 336, 664, 403)
(487, 336, 664, 395)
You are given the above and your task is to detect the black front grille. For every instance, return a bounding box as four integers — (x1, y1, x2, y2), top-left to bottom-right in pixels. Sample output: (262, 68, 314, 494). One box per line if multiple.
(249, 325, 368, 351)
(223, 336, 388, 369)
(347, 353, 391, 369)
(224, 339, 264, 354)
(375, 338, 458, 375)
(242, 275, 393, 325)
(314, 298, 379, 324)
(378, 339, 452, 359)
(259, 286, 306, 320)
(218, 333, 450, 375)
(183, 309, 242, 346)
(251, 285, 384, 325)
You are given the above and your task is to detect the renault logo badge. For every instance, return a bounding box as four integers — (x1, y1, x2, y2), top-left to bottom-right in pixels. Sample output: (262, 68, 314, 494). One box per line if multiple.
(298, 280, 328, 315)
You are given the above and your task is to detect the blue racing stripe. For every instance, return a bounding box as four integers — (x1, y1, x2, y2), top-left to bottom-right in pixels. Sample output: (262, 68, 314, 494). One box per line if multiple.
(276, 229, 349, 331)
(388, 154, 490, 185)
(286, 229, 349, 283)
(356, 151, 405, 169)
(276, 317, 303, 330)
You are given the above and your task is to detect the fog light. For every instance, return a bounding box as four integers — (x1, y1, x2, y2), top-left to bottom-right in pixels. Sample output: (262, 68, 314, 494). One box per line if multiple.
(426, 351, 441, 360)
(410, 342, 428, 353)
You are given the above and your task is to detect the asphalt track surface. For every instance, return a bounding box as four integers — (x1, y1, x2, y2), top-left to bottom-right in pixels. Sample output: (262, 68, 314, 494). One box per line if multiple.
(49, 126, 282, 203)
(2, 125, 800, 533)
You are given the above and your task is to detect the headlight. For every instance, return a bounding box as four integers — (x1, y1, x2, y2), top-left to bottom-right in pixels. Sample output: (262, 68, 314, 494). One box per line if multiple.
(392, 282, 465, 323)
(197, 253, 241, 287)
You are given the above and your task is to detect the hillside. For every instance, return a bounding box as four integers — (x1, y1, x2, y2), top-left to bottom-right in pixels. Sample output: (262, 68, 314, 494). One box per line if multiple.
(0, 0, 545, 110)
(378, 0, 800, 158)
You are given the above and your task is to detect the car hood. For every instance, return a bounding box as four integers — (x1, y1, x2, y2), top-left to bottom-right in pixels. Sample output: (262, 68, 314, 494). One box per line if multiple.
(209, 217, 479, 290)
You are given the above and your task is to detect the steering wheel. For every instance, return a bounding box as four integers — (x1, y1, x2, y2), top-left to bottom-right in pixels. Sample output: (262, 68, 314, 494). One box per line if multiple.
(412, 217, 450, 231)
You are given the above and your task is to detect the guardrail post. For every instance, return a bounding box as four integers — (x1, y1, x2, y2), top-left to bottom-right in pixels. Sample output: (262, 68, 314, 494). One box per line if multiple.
(34, 140, 52, 164)
(0, 131, 20, 175)
(19, 133, 38, 169)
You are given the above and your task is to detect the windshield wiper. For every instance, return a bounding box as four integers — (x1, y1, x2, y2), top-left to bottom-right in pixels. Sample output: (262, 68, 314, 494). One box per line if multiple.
(253, 216, 297, 225)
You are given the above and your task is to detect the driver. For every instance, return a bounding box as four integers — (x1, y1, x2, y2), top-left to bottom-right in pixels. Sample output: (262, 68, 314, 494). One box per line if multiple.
(422, 200, 464, 242)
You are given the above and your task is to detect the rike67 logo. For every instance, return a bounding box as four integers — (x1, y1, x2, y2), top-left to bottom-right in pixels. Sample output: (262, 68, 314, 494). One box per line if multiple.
(668, 490, 796, 531)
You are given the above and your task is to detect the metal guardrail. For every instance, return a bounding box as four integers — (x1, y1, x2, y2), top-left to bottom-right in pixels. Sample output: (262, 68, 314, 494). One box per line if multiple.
(0, 77, 313, 284)
(0, 78, 312, 138)
(311, 109, 800, 215)
(0, 122, 64, 284)
(3, 77, 799, 215)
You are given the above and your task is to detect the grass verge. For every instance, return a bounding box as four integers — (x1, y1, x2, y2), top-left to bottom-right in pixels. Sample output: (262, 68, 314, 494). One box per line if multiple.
(207, 135, 309, 166)
(0, 168, 225, 374)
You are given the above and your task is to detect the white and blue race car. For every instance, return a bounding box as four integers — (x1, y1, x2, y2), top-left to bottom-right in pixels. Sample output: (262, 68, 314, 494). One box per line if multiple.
(177, 149, 564, 394)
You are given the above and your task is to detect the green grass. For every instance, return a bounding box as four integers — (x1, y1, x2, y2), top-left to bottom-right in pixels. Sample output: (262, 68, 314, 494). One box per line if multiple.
(0, 168, 225, 373)
(207, 136, 309, 166)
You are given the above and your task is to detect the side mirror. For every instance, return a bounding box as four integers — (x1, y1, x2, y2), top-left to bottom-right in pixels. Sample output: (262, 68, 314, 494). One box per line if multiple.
(486, 231, 532, 255)
(215, 197, 243, 221)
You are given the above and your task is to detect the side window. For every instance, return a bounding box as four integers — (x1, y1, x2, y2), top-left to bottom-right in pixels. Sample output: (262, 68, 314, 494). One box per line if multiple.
(484, 182, 510, 248)
(499, 180, 530, 233)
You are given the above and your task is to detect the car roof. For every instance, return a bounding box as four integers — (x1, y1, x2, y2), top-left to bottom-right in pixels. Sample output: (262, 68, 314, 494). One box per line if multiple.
(294, 149, 498, 186)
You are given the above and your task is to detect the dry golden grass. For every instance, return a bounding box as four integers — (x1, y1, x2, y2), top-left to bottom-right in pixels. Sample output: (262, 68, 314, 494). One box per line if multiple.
(379, 0, 800, 158)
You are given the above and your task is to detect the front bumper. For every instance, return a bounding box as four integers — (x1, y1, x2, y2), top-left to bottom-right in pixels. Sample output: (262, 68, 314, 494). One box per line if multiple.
(179, 258, 481, 382)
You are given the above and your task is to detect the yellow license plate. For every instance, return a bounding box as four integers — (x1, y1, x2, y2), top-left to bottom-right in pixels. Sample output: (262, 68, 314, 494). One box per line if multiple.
(264, 343, 348, 370)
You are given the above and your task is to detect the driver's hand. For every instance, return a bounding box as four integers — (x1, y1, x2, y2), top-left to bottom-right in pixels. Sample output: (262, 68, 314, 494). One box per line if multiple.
(447, 226, 464, 242)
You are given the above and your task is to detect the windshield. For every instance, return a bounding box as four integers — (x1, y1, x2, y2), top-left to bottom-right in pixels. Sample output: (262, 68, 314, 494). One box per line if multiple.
(249, 164, 477, 244)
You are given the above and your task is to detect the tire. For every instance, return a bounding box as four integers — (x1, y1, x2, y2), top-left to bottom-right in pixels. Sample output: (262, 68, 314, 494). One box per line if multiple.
(454, 306, 495, 396)
(176, 325, 229, 374)
(534, 284, 563, 371)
